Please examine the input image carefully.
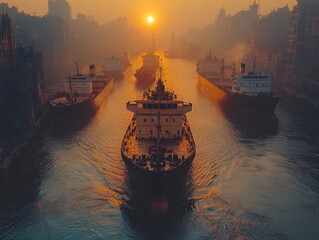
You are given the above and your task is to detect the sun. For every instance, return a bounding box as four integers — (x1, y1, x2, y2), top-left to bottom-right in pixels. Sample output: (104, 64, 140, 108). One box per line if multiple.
(147, 16, 154, 24)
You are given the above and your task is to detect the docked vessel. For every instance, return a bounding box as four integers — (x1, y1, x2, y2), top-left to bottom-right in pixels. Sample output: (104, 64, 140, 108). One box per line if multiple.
(122, 67, 195, 194)
(197, 54, 281, 113)
(50, 64, 113, 114)
(103, 52, 131, 79)
(134, 52, 160, 83)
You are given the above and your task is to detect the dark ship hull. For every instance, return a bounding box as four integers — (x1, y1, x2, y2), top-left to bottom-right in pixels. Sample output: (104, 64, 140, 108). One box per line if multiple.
(134, 68, 157, 83)
(121, 150, 195, 178)
(50, 78, 113, 115)
(121, 145, 195, 199)
(122, 153, 194, 198)
(121, 115, 196, 197)
(198, 72, 281, 113)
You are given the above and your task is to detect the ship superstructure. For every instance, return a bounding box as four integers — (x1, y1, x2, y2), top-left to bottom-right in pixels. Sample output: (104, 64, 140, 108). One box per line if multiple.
(122, 68, 195, 176)
(232, 64, 272, 95)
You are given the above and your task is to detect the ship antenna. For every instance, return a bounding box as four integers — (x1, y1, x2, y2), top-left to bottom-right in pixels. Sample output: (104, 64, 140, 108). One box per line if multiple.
(68, 75, 72, 95)
(76, 62, 79, 75)
(159, 58, 163, 80)
(253, 57, 256, 74)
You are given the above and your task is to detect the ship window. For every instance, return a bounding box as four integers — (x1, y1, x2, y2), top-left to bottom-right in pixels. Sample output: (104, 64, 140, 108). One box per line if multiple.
(151, 119, 154, 122)
(167, 104, 172, 109)
(160, 104, 166, 109)
(154, 104, 159, 109)
(173, 104, 177, 109)
(148, 104, 153, 109)
(143, 104, 147, 108)
(173, 119, 175, 122)
(166, 130, 170, 134)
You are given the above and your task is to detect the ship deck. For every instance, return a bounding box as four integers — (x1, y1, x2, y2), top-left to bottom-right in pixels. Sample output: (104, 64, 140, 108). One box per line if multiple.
(50, 95, 93, 107)
(121, 115, 196, 172)
(50, 78, 111, 107)
(206, 77, 233, 88)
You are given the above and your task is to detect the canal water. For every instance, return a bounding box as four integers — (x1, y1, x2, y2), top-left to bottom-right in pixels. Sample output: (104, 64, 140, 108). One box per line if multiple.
(1, 57, 319, 240)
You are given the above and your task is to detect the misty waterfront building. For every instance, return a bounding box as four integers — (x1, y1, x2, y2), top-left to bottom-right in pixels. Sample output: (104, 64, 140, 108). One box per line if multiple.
(212, 7, 231, 52)
(48, 0, 72, 22)
(250, 6, 290, 76)
(0, 13, 16, 77)
(0, 4, 74, 85)
(288, 0, 319, 93)
(47, 0, 73, 69)
(42, 15, 74, 71)
(230, 0, 259, 44)
(0, 13, 47, 134)
(205, 1, 259, 55)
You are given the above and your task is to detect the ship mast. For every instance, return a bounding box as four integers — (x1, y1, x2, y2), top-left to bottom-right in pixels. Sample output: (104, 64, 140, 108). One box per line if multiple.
(76, 61, 79, 75)
(156, 62, 163, 163)
(156, 111, 161, 164)
(68, 75, 72, 95)
(253, 57, 256, 74)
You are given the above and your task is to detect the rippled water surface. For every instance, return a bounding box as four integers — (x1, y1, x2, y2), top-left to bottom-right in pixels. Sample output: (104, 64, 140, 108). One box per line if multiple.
(1, 57, 319, 240)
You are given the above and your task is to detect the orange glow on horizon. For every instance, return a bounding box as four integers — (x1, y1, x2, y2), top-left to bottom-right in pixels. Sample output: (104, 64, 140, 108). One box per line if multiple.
(6, 0, 297, 35)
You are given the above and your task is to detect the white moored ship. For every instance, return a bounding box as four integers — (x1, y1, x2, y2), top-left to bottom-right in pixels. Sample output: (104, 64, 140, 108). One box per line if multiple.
(197, 55, 281, 113)
(50, 64, 113, 114)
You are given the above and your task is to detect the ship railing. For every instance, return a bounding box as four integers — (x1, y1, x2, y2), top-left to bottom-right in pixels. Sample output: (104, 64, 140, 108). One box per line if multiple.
(131, 152, 189, 169)
(127, 101, 137, 105)
(182, 118, 195, 152)
(122, 117, 137, 151)
(182, 102, 192, 106)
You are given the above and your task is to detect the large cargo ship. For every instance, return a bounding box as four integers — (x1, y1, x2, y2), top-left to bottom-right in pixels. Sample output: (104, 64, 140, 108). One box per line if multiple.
(197, 54, 281, 113)
(122, 67, 195, 197)
(50, 64, 113, 114)
(134, 52, 160, 83)
(103, 52, 131, 79)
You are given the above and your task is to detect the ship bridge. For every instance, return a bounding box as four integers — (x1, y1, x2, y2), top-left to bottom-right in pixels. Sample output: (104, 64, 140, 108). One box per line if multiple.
(126, 78, 192, 139)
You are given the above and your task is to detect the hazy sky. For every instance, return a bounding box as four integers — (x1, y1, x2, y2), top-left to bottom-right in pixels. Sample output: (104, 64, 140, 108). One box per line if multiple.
(5, 0, 296, 32)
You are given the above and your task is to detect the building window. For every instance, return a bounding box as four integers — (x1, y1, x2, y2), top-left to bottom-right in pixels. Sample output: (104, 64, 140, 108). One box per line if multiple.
(144, 118, 147, 122)
(173, 119, 175, 122)
(151, 119, 154, 122)
(165, 119, 168, 122)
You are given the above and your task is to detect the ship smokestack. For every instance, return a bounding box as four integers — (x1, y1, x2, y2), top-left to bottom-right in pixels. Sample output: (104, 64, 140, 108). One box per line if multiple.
(76, 62, 79, 75)
(89, 64, 96, 76)
(221, 58, 225, 80)
(240, 63, 246, 74)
